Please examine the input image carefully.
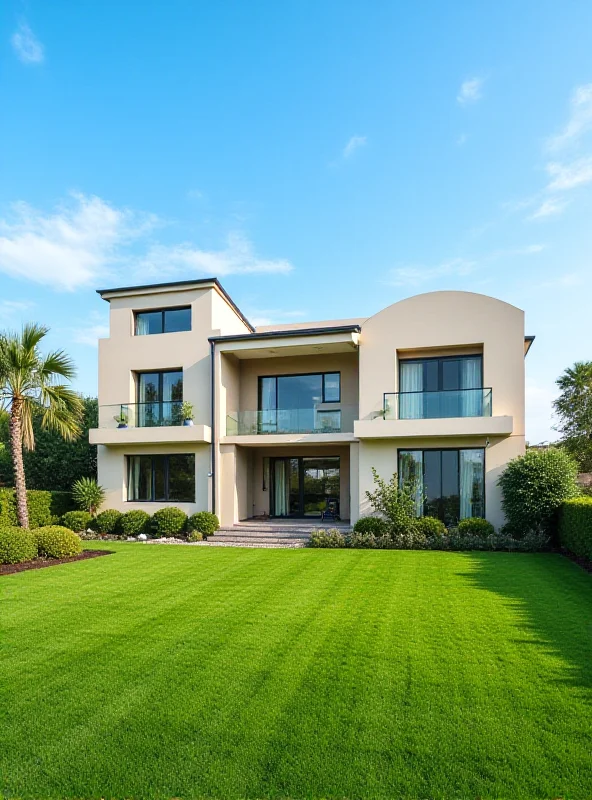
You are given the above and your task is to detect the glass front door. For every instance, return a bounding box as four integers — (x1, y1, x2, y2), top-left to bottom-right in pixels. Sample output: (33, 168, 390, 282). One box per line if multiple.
(271, 456, 340, 517)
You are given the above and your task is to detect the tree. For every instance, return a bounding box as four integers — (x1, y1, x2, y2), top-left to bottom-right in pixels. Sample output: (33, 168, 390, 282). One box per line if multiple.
(0, 397, 98, 490)
(553, 361, 592, 471)
(0, 325, 84, 527)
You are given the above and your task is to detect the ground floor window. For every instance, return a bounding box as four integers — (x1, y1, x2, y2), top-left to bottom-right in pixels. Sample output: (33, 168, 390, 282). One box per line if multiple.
(127, 454, 195, 502)
(398, 448, 485, 525)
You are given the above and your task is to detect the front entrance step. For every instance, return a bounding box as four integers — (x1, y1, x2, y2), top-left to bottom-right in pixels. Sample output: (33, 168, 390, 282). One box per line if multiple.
(207, 536, 309, 548)
(208, 521, 352, 548)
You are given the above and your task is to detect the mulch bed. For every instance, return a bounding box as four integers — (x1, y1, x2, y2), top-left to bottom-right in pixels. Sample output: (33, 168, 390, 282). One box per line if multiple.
(561, 548, 592, 574)
(0, 549, 114, 576)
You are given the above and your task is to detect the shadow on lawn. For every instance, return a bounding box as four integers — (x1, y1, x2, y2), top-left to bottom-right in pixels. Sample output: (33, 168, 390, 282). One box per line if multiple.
(460, 552, 592, 694)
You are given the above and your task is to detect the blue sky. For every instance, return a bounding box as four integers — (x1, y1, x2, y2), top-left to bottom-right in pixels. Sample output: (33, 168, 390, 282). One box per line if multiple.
(1, 1, 592, 443)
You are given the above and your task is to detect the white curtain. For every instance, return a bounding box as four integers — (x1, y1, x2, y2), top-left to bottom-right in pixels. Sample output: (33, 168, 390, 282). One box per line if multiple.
(136, 315, 150, 336)
(399, 450, 423, 517)
(460, 449, 484, 519)
(128, 456, 141, 501)
(260, 377, 277, 433)
(274, 461, 288, 516)
(399, 362, 424, 419)
(460, 358, 482, 417)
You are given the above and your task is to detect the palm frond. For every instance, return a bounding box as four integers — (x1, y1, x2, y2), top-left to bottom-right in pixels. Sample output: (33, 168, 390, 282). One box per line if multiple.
(39, 385, 84, 441)
(20, 323, 49, 353)
(38, 350, 77, 383)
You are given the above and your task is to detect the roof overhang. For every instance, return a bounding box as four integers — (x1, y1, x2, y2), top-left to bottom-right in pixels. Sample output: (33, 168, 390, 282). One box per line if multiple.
(210, 325, 361, 359)
(524, 335, 535, 356)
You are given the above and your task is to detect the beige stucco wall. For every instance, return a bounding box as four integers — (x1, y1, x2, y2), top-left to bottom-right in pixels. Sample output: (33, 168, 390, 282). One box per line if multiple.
(354, 291, 526, 528)
(97, 443, 210, 515)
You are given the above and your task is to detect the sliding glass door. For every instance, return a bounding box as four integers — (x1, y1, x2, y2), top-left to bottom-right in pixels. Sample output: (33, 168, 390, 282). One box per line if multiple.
(399, 448, 485, 525)
(137, 370, 183, 426)
(271, 456, 340, 517)
(399, 355, 484, 419)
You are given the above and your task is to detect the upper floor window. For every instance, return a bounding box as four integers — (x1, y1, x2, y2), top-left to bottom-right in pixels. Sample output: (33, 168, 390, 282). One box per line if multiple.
(399, 355, 484, 419)
(135, 306, 191, 335)
(137, 370, 183, 426)
(259, 372, 341, 411)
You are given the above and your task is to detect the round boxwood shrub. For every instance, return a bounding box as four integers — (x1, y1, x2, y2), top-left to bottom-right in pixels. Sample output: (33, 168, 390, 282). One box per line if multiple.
(61, 510, 93, 533)
(33, 526, 82, 558)
(416, 516, 447, 537)
(498, 448, 580, 537)
(0, 526, 37, 564)
(457, 517, 495, 538)
(353, 516, 388, 536)
(187, 511, 219, 538)
(117, 510, 151, 537)
(93, 509, 122, 535)
(150, 507, 188, 538)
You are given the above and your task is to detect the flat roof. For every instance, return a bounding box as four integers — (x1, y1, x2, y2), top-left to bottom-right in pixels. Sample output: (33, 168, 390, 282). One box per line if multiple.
(209, 324, 362, 344)
(96, 277, 254, 332)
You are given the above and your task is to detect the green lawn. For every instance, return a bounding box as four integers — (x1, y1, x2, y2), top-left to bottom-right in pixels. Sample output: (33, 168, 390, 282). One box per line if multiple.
(1, 544, 591, 799)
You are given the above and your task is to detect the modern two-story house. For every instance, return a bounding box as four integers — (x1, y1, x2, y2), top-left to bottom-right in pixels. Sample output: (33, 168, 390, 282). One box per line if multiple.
(90, 279, 533, 530)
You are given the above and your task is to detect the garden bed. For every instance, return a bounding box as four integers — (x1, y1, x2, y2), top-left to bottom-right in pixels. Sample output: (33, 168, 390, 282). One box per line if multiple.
(0, 549, 114, 576)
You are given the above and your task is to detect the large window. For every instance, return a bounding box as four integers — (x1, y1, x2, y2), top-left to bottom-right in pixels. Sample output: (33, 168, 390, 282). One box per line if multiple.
(399, 355, 484, 419)
(137, 370, 183, 426)
(135, 307, 191, 335)
(258, 372, 341, 433)
(399, 448, 485, 525)
(127, 454, 195, 502)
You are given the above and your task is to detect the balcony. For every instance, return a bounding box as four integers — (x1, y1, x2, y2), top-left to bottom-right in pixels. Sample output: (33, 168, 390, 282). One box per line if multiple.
(354, 388, 513, 440)
(224, 406, 357, 443)
(384, 388, 493, 420)
(89, 401, 211, 446)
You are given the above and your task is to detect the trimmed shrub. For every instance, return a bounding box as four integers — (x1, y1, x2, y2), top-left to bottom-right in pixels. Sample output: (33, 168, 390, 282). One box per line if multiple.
(309, 529, 346, 548)
(559, 497, 592, 559)
(457, 517, 495, 538)
(151, 507, 188, 538)
(353, 516, 388, 536)
(93, 509, 122, 535)
(347, 531, 378, 549)
(0, 526, 37, 564)
(498, 448, 580, 537)
(0, 488, 74, 528)
(188, 530, 203, 542)
(33, 526, 82, 558)
(118, 510, 151, 537)
(416, 516, 447, 537)
(187, 511, 219, 538)
(61, 510, 93, 533)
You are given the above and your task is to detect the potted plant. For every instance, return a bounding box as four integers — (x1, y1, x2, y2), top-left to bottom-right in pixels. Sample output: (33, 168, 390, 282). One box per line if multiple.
(181, 401, 194, 427)
(114, 410, 128, 429)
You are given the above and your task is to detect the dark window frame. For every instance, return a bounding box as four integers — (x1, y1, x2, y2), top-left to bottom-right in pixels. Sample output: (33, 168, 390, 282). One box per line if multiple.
(135, 369, 184, 404)
(257, 371, 341, 410)
(398, 446, 486, 522)
(134, 306, 192, 336)
(398, 353, 484, 393)
(126, 454, 195, 502)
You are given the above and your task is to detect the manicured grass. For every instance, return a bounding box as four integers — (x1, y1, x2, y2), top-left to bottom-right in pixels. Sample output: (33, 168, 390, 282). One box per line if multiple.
(1, 544, 591, 799)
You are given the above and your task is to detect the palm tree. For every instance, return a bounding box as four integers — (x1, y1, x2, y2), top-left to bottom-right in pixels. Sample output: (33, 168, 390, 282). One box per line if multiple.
(0, 325, 84, 528)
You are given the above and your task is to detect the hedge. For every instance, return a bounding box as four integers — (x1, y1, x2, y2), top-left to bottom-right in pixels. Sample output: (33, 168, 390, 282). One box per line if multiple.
(0, 526, 37, 564)
(0, 489, 74, 529)
(559, 498, 592, 560)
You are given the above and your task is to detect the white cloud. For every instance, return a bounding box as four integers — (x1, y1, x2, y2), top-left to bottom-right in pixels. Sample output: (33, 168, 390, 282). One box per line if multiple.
(528, 197, 569, 220)
(547, 84, 592, 151)
(342, 135, 367, 159)
(11, 21, 44, 64)
(140, 232, 293, 277)
(546, 157, 592, 191)
(73, 323, 110, 347)
(0, 193, 156, 291)
(540, 272, 584, 289)
(457, 77, 484, 105)
(387, 258, 476, 287)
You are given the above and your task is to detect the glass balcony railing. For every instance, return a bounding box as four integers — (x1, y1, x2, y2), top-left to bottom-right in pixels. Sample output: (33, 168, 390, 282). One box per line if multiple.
(384, 388, 492, 420)
(226, 406, 357, 435)
(99, 401, 184, 429)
